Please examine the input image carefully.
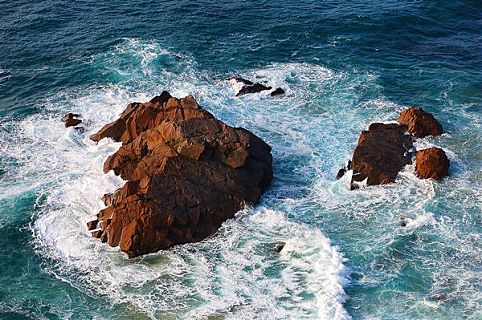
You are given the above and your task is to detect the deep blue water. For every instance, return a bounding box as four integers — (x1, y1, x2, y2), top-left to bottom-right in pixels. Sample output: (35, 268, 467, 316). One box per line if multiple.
(0, 1, 481, 319)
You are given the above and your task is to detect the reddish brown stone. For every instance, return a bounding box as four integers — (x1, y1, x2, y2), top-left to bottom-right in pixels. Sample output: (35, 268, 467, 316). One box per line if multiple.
(89, 93, 273, 258)
(415, 147, 449, 180)
(101, 193, 113, 206)
(86, 219, 98, 230)
(351, 123, 413, 189)
(398, 107, 443, 138)
(64, 113, 82, 128)
(91, 230, 103, 238)
(100, 232, 108, 243)
(347, 107, 447, 189)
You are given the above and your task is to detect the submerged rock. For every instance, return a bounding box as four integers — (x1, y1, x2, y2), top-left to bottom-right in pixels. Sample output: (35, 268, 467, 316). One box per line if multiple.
(274, 242, 285, 252)
(270, 88, 285, 96)
(398, 107, 443, 138)
(236, 83, 272, 96)
(351, 123, 413, 189)
(436, 294, 448, 302)
(415, 147, 449, 180)
(89, 92, 273, 258)
(64, 113, 82, 128)
(336, 160, 352, 180)
(74, 126, 85, 134)
(227, 77, 286, 97)
(336, 168, 346, 180)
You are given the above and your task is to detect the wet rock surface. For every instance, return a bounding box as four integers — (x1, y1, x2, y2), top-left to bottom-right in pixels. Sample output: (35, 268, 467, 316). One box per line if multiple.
(274, 242, 285, 252)
(226, 77, 253, 85)
(270, 88, 285, 96)
(64, 113, 82, 128)
(347, 107, 448, 189)
(415, 147, 449, 180)
(88, 92, 273, 258)
(236, 83, 272, 96)
(351, 123, 413, 189)
(227, 77, 285, 97)
(398, 107, 443, 138)
(336, 160, 352, 180)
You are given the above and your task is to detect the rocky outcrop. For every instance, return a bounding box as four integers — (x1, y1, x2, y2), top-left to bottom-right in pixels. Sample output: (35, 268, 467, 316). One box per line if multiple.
(237, 83, 272, 96)
(64, 113, 82, 128)
(270, 88, 285, 97)
(415, 147, 449, 180)
(398, 107, 443, 138)
(88, 92, 273, 258)
(348, 107, 448, 189)
(351, 123, 413, 189)
(336, 160, 352, 180)
(89, 91, 174, 143)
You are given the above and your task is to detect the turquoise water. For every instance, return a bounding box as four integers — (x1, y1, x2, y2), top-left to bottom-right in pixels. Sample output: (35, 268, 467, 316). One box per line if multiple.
(0, 1, 481, 319)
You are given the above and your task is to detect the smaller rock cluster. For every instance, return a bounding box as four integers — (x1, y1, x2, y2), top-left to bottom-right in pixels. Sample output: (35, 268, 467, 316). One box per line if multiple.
(343, 107, 449, 189)
(227, 77, 285, 97)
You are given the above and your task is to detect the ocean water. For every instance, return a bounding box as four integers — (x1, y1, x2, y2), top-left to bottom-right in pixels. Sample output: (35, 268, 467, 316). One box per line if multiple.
(0, 1, 481, 319)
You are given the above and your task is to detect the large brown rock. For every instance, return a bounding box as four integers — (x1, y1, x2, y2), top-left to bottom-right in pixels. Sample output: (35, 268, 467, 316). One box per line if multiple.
(351, 123, 413, 189)
(398, 107, 443, 138)
(88, 92, 273, 258)
(415, 147, 449, 180)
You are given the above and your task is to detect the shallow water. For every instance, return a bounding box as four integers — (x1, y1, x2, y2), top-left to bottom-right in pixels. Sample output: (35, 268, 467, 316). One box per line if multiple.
(0, 1, 481, 319)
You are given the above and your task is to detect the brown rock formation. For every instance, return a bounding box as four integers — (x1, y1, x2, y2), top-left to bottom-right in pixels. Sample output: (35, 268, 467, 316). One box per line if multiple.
(86, 219, 98, 230)
(415, 147, 449, 180)
(88, 92, 273, 258)
(398, 107, 443, 138)
(347, 107, 449, 189)
(350, 123, 413, 189)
